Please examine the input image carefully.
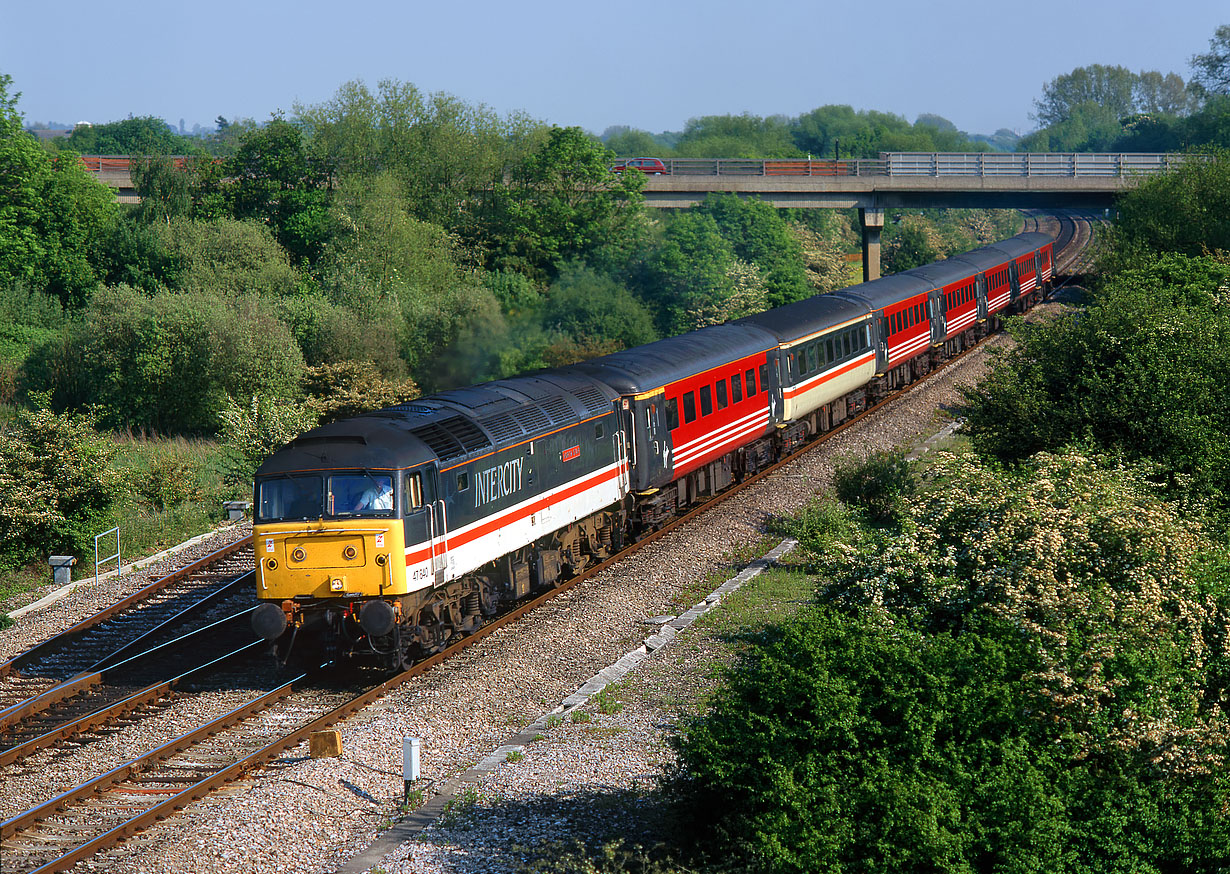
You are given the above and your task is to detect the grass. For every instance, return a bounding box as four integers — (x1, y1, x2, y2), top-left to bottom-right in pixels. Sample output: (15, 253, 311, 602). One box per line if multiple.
(438, 786, 482, 830)
(0, 432, 241, 617)
(505, 749, 525, 763)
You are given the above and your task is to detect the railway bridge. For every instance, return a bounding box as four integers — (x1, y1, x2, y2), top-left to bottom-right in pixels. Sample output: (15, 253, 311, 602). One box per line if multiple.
(83, 151, 1185, 280)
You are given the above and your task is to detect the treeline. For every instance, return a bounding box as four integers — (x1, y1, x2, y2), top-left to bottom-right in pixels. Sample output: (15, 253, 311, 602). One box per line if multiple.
(661, 150, 1230, 871)
(1021, 26, 1230, 151)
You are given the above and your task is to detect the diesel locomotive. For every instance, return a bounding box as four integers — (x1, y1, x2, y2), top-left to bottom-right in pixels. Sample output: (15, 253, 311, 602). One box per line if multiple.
(251, 232, 1054, 669)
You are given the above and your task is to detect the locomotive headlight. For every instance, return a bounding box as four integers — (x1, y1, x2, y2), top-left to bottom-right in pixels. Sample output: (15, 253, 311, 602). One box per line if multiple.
(266, 558, 278, 570)
(343, 545, 357, 560)
(330, 578, 345, 591)
(292, 547, 306, 563)
(374, 553, 388, 566)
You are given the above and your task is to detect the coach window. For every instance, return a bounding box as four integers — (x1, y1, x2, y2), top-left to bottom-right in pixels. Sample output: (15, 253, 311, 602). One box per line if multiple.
(843, 330, 852, 357)
(716, 379, 728, 409)
(826, 338, 835, 361)
(745, 369, 756, 397)
(731, 373, 743, 403)
(682, 391, 697, 424)
(700, 385, 713, 417)
(808, 344, 819, 373)
(666, 397, 679, 430)
(759, 364, 768, 391)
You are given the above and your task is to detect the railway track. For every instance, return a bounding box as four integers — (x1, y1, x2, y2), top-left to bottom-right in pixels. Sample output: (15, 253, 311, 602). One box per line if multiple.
(0, 214, 1094, 873)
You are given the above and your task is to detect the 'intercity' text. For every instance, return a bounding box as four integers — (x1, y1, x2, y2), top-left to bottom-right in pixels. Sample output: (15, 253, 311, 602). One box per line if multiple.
(475, 457, 525, 508)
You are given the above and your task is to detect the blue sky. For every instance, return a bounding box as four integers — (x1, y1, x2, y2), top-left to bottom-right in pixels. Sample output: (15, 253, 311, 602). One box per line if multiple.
(5, 1, 1226, 138)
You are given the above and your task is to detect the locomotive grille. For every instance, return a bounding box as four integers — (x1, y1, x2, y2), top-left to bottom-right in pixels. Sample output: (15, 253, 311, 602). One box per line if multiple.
(511, 406, 551, 434)
(478, 414, 523, 445)
(542, 396, 576, 425)
(410, 416, 493, 462)
(571, 385, 610, 416)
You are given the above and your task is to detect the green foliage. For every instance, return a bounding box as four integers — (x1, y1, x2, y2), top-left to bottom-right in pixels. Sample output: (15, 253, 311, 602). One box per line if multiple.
(569, 710, 592, 724)
(792, 105, 986, 159)
(1111, 148, 1230, 256)
(0, 402, 118, 569)
(1190, 23, 1230, 97)
(542, 264, 657, 350)
(0, 79, 119, 306)
(217, 394, 319, 487)
(156, 216, 304, 298)
(22, 285, 306, 434)
(57, 116, 195, 156)
(479, 126, 645, 279)
(693, 194, 810, 309)
(300, 361, 419, 425)
(677, 450, 1230, 872)
(963, 252, 1230, 513)
(832, 449, 914, 524)
(224, 117, 333, 264)
(675, 114, 799, 158)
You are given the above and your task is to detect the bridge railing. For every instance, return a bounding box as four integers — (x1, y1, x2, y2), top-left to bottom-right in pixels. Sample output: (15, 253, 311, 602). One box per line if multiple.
(882, 152, 1188, 177)
(660, 158, 888, 177)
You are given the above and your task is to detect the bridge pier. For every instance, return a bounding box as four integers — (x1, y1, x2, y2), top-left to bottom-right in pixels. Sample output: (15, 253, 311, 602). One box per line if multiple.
(859, 207, 884, 282)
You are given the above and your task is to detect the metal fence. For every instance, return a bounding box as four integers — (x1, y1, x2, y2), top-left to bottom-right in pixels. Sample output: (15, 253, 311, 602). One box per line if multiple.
(882, 152, 1188, 177)
(622, 153, 1190, 179)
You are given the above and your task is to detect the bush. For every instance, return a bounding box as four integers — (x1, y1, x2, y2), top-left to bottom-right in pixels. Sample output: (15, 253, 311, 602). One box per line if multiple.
(217, 395, 319, 489)
(0, 402, 118, 569)
(22, 285, 307, 434)
(832, 449, 914, 524)
(674, 449, 1230, 872)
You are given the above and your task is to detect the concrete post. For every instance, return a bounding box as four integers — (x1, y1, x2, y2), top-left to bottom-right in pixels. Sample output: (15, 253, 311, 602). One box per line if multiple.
(860, 207, 885, 283)
(49, 555, 76, 587)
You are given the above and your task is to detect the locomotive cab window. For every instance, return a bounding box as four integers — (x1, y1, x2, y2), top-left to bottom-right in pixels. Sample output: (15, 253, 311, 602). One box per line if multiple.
(257, 475, 323, 522)
(405, 471, 424, 509)
(457, 471, 470, 492)
(330, 473, 395, 516)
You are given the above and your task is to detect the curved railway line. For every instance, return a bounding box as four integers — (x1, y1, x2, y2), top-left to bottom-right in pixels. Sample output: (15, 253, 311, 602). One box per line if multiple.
(0, 213, 1096, 874)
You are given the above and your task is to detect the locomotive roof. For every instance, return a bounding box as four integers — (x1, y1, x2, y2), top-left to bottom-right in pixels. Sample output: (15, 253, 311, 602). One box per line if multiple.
(734, 292, 869, 343)
(256, 371, 618, 477)
(564, 322, 778, 395)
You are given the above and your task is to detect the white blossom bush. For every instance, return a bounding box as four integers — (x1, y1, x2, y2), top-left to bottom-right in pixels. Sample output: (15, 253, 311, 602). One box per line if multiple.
(808, 449, 1230, 778)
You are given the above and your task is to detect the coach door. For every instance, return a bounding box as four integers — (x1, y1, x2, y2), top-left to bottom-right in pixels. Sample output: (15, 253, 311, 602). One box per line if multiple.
(874, 312, 889, 371)
(625, 393, 670, 491)
(976, 275, 988, 321)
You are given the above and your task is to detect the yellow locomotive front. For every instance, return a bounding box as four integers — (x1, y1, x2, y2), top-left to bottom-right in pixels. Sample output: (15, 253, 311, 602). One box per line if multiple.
(251, 468, 409, 658)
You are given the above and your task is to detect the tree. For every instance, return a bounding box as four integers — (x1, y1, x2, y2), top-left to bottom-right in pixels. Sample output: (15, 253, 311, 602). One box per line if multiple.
(542, 263, 657, 350)
(1191, 24, 1230, 96)
(1032, 64, 1140, 127)
(674, 113, 799, 158)
(0, 74, 116, 306)
(963, 252, 1230, 513)
(477, 126, 645, 279)
(225, 117, 333, 264)
(59, 116, 193, 156)
(693, 193, 810, 308)
(130, 154, 191, 225)
(1111, 147, 1230, 255)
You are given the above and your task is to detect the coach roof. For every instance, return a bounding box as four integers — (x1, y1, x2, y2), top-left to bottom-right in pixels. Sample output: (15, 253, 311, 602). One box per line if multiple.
(566, 322, 778, 395)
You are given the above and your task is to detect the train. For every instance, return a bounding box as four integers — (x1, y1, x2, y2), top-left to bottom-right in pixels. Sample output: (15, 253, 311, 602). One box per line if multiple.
(250, 231, 1054, 669)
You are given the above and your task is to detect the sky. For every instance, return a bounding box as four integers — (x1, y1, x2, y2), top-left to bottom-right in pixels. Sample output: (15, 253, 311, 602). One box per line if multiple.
(4, 0, 1226, 139)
